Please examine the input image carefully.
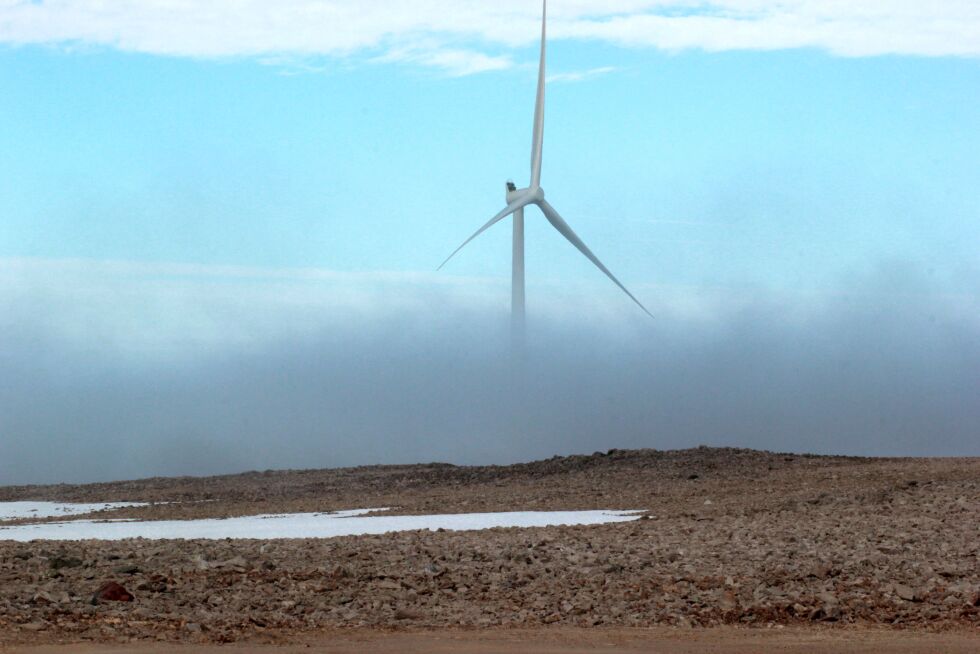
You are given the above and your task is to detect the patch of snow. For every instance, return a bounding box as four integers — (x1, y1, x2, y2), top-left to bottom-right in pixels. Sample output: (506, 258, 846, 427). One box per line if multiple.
(0, 502, 147, 522)
(0, 508, 643, 542)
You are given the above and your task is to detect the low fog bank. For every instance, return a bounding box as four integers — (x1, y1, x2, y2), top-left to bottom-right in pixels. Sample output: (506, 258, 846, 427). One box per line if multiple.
(1, 259, 978, 485)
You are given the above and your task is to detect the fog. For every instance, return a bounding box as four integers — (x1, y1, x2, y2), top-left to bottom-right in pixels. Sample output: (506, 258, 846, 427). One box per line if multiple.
(1, 258, 977, 485)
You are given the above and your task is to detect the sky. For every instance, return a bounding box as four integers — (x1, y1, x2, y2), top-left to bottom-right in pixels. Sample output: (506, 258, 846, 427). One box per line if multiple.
(1, 1, 978, 484)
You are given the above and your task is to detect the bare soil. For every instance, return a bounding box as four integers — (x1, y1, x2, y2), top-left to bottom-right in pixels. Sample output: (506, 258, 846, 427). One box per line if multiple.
(1, 448, 977, 648)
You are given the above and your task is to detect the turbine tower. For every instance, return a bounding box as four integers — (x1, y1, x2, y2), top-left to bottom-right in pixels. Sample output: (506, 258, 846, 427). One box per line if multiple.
(439, 0, 651, 346)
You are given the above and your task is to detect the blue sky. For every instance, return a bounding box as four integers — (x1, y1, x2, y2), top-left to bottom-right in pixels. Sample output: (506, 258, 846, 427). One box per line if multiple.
(1, 2, 978, 297)
(1, 2, 979, 481)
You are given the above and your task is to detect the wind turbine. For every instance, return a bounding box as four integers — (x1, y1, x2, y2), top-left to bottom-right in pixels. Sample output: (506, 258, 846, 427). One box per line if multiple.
(438, 0, 652, 344)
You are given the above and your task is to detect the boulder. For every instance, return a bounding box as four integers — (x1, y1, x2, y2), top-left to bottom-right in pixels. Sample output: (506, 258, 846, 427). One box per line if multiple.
(92, 581, 134, 604)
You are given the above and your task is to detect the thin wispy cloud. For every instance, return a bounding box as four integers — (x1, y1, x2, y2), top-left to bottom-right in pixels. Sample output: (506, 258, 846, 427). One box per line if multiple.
(0, 1, 977, 75)
(547, 66, 618, 84)
(374, 45, 513, 77)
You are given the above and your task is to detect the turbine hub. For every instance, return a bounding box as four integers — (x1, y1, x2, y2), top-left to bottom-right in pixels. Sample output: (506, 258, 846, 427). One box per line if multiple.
(505, 184, 545, 204)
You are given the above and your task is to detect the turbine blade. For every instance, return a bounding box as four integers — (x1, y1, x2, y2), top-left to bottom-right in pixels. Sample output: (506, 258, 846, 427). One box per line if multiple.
(438, 198, 529, 271)
(537, 200, 653, 318)
(529, 0, 547, 189)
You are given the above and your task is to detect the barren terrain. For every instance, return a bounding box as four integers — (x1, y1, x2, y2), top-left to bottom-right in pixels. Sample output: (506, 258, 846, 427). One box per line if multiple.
(1, 448, 977, 651)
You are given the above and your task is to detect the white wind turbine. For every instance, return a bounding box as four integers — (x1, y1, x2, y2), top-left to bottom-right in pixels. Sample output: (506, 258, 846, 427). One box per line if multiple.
(438, 0, 652, 341)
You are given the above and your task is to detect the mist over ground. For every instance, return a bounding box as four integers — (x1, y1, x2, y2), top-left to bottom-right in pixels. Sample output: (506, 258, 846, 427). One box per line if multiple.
(1, 257, 977, 485)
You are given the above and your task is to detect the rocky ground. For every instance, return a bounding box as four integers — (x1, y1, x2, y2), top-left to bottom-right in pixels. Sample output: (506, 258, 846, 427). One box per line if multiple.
(0, 448, 977, 646)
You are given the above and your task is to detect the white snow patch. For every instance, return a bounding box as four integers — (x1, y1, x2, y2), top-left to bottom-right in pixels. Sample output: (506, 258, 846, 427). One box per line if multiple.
(0, 501, 147, 521)
(0, 508, 644, 542)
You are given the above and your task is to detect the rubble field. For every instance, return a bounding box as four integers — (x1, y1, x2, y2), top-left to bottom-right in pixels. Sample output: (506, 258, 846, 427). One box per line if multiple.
(0, 447, 977, 645)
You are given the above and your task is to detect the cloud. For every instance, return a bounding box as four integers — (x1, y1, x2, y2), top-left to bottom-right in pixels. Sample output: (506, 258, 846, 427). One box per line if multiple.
(1, 256, 977, 484)
(546, 66, 618, 84)
(0, 1, 977, 75)
(374, 44, 513, 77)
(563, 2, 980, 58)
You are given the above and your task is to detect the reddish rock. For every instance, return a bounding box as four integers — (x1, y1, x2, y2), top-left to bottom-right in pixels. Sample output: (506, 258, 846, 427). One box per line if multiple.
(92, 581, 134, 604)
(394, 608, 421, 620)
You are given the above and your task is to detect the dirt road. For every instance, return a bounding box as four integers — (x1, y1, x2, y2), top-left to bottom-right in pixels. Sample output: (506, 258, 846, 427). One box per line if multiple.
(5, 627, 979, 654)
